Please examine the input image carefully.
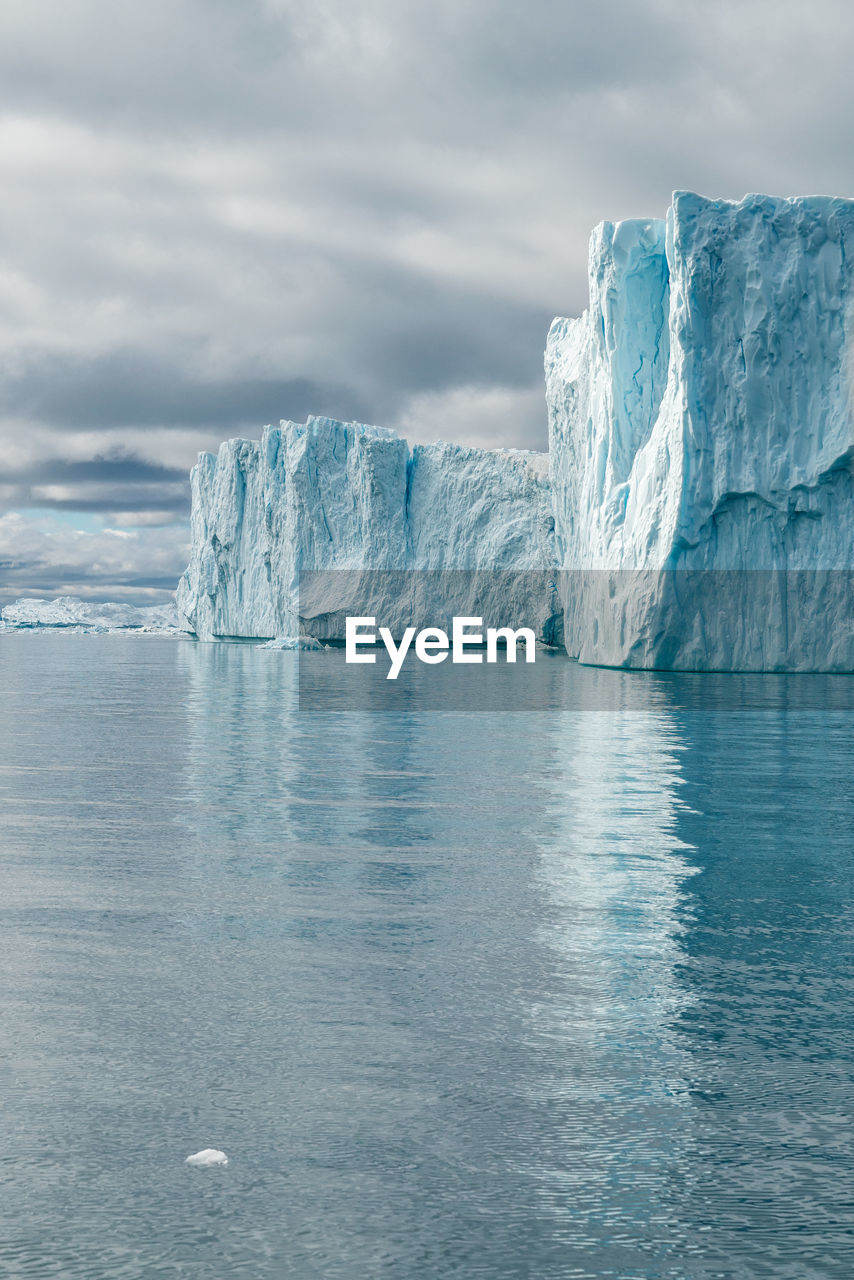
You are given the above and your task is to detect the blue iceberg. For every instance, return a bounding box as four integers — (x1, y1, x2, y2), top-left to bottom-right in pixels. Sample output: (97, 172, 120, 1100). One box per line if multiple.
(178, 194, 854, 671)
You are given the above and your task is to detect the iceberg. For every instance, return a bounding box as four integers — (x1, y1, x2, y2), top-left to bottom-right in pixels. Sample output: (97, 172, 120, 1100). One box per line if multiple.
(176, 418, 557, 642)
(1, 595, 185, 634)
(547, 192, 854, 671)
(177, 194, 854, 671)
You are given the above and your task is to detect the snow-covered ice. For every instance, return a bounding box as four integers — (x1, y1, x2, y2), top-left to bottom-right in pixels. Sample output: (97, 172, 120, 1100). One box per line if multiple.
(1, 596, 185, 634)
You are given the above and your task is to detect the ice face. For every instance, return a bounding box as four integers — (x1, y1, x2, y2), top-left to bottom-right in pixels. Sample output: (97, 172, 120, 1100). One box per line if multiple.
(176, 416, 556, 642)
(176, 418, 410, 641)
(546, 192, 854, 671)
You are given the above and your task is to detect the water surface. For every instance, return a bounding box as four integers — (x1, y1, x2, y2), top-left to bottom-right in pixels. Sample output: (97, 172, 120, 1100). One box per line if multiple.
(0, 634, 851, 1278)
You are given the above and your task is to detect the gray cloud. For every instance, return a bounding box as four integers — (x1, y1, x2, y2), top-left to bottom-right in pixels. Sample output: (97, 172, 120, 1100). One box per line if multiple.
(0, 353, 367, 433)
(2, 0, 854, 599)
(0, 511, 189, 605)
(0, 453, 190, 521)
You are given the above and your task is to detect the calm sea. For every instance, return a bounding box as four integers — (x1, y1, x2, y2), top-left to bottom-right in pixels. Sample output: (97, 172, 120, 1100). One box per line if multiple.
(0, 633, 852, 1278)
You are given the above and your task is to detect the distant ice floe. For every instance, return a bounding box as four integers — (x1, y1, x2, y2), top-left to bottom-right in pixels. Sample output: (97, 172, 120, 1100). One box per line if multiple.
(185, 1148, 228, 1167)
(0, 595, 187, 635)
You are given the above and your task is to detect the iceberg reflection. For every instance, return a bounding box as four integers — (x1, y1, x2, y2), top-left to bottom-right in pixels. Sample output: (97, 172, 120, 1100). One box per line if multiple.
(528, 671, 701, 1270)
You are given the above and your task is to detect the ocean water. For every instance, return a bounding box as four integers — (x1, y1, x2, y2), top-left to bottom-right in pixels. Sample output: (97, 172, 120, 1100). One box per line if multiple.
(0, 633, 852, 1279)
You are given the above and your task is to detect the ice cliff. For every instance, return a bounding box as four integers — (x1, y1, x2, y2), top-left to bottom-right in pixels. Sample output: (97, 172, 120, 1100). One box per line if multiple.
(177, 419, 557, 641)
(179, 193, 854, 670)
(547, 192, 854, 670)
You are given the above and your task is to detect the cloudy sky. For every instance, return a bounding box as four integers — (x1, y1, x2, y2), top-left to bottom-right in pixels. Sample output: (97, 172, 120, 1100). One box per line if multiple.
(1, 0, 852, 602)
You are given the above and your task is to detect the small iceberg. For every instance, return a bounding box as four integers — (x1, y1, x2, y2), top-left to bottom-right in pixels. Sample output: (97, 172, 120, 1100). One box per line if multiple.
(185, 1148, 228, 1167)
(258, 635, 326, 650)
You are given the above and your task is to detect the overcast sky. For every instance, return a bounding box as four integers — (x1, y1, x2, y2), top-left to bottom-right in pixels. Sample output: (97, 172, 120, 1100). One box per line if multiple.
(1, 0, 853, 602)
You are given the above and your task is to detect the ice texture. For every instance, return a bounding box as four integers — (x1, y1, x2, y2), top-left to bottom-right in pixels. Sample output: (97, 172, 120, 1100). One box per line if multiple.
(1, 596, 184, 633)
(546, 192, 854, 670)
(177, 417, 556, 641)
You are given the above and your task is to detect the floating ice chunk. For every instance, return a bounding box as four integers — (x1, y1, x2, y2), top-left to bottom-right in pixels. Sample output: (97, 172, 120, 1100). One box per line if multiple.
(259, 635, 327, 650)
(185, 1148, 228, 1167)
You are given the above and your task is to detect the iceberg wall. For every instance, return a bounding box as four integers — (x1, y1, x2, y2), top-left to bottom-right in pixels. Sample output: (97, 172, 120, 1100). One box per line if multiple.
(547, 192, 854, 670)
(177, 417, 556, 641)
